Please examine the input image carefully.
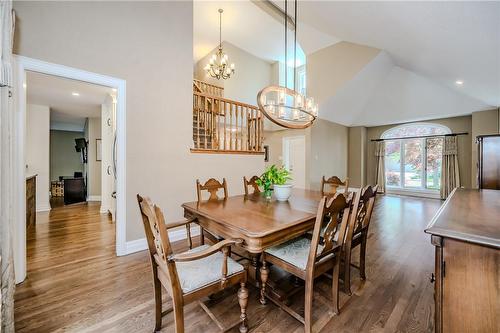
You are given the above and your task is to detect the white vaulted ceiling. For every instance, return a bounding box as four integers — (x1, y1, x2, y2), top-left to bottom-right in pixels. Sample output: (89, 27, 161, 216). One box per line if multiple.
(195, 1, 499, 126)
(194, 0, 339, 64)
(281, 1, 500, 108)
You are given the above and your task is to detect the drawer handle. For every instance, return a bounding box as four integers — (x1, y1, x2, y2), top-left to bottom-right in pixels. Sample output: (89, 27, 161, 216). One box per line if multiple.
(430, 273, 435, 283)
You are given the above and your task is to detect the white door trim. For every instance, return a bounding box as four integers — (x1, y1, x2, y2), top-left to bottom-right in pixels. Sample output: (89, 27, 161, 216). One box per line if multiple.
(13, 55, 128, 283)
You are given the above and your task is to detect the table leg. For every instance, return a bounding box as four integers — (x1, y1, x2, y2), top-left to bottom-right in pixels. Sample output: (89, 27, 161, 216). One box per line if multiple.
(247, 253, 260, 287)
(259, 256, 269, 305)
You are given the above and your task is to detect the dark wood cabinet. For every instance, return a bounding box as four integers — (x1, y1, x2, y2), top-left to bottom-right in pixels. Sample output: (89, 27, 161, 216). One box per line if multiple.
(477, 134, 500, 189)
(26, 175, 36, 229)
(425, 189, 499, 333)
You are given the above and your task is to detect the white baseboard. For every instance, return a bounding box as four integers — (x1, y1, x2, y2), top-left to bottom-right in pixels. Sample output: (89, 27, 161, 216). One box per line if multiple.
(99, 205, 110, 214)
(36, 204, 51, 212)
(124, 225, 201, 255)
(87, 195, 101, 201)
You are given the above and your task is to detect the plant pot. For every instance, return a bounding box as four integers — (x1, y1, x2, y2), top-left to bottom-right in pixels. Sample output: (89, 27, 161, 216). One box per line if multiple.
(273, 184, 293, 202)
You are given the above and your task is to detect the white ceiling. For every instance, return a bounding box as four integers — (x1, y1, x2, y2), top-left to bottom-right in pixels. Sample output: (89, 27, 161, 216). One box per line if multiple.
(26, 72, 113, 131)
(195, 1, 499, 127)
(193, 0, 339, 64)
(323, 51, 491, 127)
(289, 0, 500, 108)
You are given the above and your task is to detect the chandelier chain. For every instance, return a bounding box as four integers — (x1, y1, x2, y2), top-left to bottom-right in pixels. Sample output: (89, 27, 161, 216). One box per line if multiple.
(204, 8, 235, 80)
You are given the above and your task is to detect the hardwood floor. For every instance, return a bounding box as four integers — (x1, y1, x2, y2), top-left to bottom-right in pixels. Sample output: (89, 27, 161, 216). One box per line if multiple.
(15, 195, 441, 332)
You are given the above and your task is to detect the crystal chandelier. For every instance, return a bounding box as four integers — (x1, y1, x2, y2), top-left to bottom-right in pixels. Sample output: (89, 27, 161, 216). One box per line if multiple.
(257, 0, 318, 129)
(204, 9, 235, 80)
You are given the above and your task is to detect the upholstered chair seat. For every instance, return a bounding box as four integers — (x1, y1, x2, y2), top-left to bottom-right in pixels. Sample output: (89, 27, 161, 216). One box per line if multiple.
(177, 245, 245, 293)
(265, 237, 324, 270)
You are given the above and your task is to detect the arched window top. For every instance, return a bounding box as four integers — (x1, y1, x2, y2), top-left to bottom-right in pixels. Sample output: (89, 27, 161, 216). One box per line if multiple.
(381, 123, 451, 139)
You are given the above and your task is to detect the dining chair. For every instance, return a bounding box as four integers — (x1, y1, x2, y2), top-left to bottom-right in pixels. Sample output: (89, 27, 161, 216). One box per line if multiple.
(243, 175, 261, 195)
(260, 191, 358, 333)
(137, 194, 249, 333)
(342, 185, 378, 295)
(196, 178, 228, 201)
(320, 176, 349, 196)
(196, 178, 228, 244)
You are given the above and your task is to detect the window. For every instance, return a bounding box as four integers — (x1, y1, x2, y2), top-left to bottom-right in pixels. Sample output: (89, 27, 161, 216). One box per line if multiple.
(381, 123, 450, 191)
(296, 65, 306, 96)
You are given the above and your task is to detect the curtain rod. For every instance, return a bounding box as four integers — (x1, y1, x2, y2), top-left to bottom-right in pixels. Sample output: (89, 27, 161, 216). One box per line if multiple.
(371, 132, 469, 142)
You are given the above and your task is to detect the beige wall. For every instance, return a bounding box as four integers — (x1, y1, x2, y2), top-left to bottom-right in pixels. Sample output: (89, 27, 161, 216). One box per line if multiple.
(365, 116, 473, 189)
(471, 108, 500, 187)
(263, 118, 348, 191)
(50, 130, 84, 181)
(26, 104, 51, 211)
(309, 119, 349, 190)
(307, 41, 380, 106)
(195, 41, 272, 106)
(85, 117, 102, 197)
(14, 1, 264, 242)
(348, 126, 367, 188)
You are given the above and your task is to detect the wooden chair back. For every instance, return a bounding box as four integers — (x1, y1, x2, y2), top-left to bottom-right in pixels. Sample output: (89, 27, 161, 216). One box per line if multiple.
(353, 185, 378, 235)
(196, 178, 228, 201)
(137, 195, 181, 293)
(307, 192, 354, 270)
(243, 176, 261, 195)
(321, 176, 349, 196)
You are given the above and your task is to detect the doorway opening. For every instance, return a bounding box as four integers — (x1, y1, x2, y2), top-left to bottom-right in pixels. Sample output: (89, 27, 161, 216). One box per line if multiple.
(14, 56, 127, 283)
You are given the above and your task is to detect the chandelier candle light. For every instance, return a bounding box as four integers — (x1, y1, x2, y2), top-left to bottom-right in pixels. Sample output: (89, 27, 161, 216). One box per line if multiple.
(257, 0, 318, 129)
(204, 9, 235, 80)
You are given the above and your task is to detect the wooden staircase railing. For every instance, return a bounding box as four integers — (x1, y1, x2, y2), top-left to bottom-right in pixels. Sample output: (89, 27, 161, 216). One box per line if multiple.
(193, 79, 224, 97)
(192, 91, 264, 155)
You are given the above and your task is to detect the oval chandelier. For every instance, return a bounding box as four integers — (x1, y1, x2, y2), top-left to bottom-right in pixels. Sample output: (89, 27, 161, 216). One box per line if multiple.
(204, 9, 235, 80)
(257, 0, 318, 129)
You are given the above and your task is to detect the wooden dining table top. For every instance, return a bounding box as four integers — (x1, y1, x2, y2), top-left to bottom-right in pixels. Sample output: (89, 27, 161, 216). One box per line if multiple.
(182, 188, 323, 253)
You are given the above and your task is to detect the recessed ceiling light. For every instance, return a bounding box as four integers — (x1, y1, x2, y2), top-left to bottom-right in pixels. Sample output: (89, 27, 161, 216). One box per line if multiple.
(72, 92, 80, 96)
(455, 80, 464, 85)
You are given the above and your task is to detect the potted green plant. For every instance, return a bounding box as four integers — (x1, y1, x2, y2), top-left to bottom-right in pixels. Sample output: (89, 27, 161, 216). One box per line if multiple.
(257, 165, 293, 201)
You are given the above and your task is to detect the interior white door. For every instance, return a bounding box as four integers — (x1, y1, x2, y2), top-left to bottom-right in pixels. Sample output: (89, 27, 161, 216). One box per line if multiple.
(283, 136, 306, 189)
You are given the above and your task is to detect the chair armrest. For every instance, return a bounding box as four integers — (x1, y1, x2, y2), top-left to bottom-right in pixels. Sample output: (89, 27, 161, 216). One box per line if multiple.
(164, 217, 196, 230)
(167, 238, 243, 262)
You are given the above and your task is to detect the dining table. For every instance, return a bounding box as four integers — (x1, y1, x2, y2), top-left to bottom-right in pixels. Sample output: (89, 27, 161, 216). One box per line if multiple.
(182, 188, 324, 304)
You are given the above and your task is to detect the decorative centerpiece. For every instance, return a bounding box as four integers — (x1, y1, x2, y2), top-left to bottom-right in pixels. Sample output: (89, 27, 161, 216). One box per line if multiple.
(257, 165, 293, 201)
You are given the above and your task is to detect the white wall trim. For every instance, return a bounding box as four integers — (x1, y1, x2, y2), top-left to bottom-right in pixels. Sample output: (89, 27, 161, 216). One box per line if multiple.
(36, 205, 51, 212)
(13, 55, 127, 283)
(100, 206, 110, 214)
(87, 195, 101, 202)
(386, 187, 441, 199)
(125, 226, 201, 255)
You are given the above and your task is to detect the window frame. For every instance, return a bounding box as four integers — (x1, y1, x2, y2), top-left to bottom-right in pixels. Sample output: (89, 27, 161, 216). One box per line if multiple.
(381, 123, 451, 197)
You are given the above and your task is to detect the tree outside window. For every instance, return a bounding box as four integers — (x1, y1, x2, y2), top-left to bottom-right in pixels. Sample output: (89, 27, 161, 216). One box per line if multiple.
(381, 123, 450, 191)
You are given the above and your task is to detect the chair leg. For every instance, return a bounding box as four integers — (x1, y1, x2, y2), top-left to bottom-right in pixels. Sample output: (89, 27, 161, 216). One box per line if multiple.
(238, 282, 249, 333)
(173, 301, 185, 333)
(343, 248, 352, 296)
(259, 256, 269, 305)
(152, 269, 162, 332)
(360, 232, 367, 280)
(331, 256, 341, 315)
(304, 278, 314, 333)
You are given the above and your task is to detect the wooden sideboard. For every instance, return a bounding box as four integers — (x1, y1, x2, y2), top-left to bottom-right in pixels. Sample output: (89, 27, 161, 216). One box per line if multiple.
(26, 175, 37, 230)
(425, 188, 499, 333)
